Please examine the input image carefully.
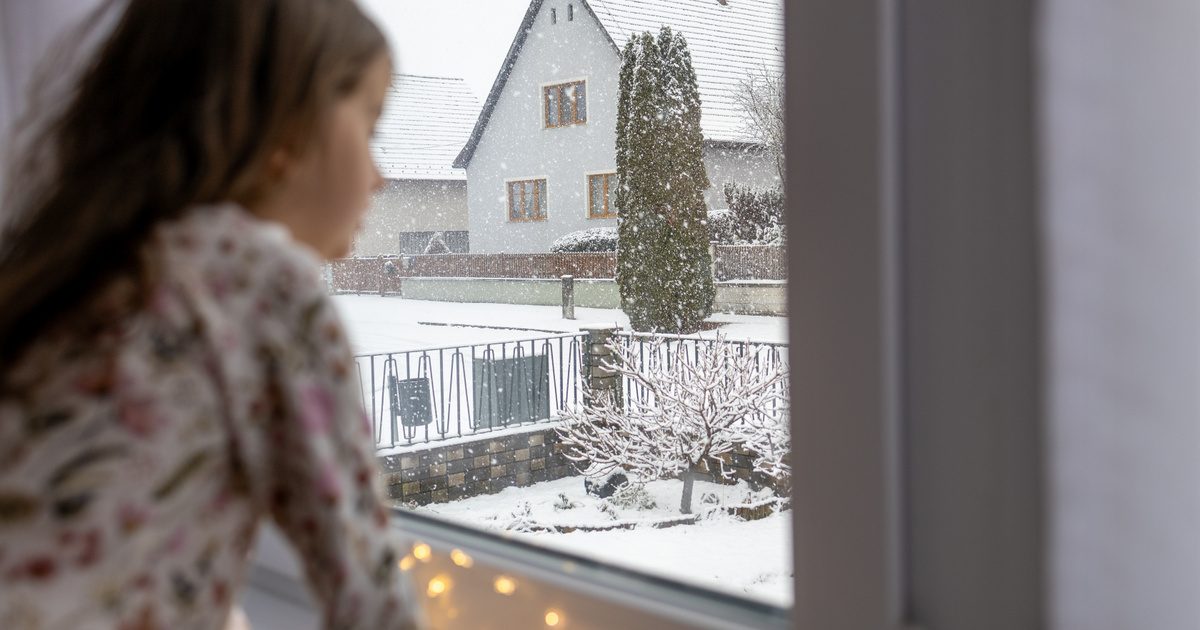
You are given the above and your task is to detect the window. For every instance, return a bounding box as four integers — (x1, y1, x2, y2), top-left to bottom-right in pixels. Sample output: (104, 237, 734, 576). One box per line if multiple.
(587, 173, 618, 218)
(544, 80, 587, 128)
(506, 178, 548, 221)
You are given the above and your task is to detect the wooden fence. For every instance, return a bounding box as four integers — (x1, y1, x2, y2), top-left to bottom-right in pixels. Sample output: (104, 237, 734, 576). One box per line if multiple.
(329, 246, 785, 293)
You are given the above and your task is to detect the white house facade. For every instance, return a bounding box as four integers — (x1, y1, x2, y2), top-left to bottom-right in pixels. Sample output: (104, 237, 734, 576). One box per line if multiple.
(454, 0, 783, 254)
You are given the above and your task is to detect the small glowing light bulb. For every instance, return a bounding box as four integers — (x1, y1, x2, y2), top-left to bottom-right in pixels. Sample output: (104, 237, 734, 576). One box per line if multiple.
(398, 555, 416, 572)
(450, 549, 474, 568)
(544, 610, 562, 626)
(426, 576, 449, 597)
(412, 543, 432, 562)
(493, 576, 517, 595)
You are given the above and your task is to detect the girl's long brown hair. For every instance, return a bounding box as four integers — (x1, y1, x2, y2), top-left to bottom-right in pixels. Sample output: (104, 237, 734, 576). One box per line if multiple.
(0, 0, 387, 367)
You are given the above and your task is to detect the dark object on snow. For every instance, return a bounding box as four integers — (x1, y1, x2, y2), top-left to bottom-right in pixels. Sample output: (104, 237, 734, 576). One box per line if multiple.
(383, 259, 398, 276)
(584, 472, 629, 498)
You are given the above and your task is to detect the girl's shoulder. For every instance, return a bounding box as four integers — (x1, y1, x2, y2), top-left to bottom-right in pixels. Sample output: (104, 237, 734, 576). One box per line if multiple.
(157, 203, 326, 293)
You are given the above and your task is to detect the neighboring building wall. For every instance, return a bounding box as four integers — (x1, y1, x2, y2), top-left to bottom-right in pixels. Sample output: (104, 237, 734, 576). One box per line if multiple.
(353, 178, 468, 256)
(703, 144, 780, 210)
(464, 2, 779, 253)
(465, 1, 622, 254)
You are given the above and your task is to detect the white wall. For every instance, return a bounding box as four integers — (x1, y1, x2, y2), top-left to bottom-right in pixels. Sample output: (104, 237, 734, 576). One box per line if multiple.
(465, 1, 622, 254)
(353, 179, 468, 256)
(1042, 0, 1200, 627)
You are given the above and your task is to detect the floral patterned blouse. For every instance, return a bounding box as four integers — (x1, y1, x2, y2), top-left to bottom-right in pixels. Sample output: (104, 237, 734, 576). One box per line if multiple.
(0, 204, 415, 629)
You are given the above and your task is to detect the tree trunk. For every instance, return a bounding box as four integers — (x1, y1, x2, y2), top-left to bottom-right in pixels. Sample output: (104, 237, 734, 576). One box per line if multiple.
(680, 464, 697, 514)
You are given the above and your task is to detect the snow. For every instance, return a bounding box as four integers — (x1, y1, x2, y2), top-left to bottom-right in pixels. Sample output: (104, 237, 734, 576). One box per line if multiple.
(413, 476, 793, 607)
(334, 295, 791, 606)
(331, 295, 787, 355)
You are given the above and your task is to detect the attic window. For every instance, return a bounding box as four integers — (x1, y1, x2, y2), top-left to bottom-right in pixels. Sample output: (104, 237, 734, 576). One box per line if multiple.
(568, 4, 574, 21)
(551, 8, 557, 24)
(544, 80, 587, 128)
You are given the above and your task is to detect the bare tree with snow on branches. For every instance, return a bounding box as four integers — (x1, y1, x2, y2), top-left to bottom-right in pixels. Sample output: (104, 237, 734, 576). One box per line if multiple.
(556, 333, 789, 514)
(734, 64, 785, 186)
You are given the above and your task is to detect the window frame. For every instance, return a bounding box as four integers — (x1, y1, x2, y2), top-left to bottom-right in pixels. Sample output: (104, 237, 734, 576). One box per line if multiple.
(542, 78, 588, 129)
(585, 171, 618, 219)
(504, 177, 549, 222)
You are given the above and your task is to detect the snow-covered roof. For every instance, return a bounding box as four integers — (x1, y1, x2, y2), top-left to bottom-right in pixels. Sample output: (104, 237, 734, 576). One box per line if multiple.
(373, 74, 480, 181)
(588, 0, 783, 144)
(454, 0, 783, 168)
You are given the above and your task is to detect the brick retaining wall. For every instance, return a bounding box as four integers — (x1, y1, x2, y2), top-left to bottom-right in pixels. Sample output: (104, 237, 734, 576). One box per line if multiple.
(377, 427, 576, 506)
(376, 426, 789, 506)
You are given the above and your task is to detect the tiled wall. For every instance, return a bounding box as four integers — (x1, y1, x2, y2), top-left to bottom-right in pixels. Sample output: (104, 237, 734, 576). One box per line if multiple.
(377, 427, 790, 506)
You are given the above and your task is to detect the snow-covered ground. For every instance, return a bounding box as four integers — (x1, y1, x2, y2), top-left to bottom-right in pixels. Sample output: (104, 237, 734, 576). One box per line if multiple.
(414, 476, 793, 607)
(333, 295, 792, 607)
(331, 295, 787, 355)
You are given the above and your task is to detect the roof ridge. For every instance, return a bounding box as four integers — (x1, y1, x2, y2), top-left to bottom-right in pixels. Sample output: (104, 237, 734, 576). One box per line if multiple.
(393, 73, 469, 82)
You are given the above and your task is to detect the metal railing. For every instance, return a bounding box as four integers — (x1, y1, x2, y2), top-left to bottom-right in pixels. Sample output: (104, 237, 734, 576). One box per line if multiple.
(355, 333, 587, 449)
(614, 332, 789, 421)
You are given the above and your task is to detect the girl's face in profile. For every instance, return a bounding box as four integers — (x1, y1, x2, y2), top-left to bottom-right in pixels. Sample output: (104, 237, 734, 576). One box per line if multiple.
(262, 54, 391, 260)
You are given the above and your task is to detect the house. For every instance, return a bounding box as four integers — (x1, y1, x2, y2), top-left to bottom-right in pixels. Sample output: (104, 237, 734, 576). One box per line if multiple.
(453, 0, 783, 254)
(353, 74, 480, 256)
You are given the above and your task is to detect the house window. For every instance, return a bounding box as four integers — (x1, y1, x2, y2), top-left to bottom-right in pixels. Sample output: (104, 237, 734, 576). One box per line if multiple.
(507, 178, 548, 222)
(587, 173, 618, 219)
(544, 80, 587, 128)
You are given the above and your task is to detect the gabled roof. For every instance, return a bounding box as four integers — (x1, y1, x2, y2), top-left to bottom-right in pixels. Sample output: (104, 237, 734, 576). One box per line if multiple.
(373, 74, 480, 181)
(453, 0, 783, 168)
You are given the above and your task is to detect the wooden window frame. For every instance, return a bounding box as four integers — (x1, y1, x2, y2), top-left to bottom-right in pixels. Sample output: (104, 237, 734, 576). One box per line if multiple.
(505, 178, 548, 222)
(543, 79, 587, 129)
(586, 172, 618, 219)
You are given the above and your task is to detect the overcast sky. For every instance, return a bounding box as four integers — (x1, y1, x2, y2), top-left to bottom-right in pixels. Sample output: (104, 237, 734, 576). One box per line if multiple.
(357, 0, 533, 105)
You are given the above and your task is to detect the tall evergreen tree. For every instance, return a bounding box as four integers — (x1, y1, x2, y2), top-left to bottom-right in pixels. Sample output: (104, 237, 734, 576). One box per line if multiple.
(615, 28, 714, 334)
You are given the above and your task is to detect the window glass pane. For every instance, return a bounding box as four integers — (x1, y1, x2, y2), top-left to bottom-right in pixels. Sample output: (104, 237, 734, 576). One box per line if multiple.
(588, 175, 600, 216)
(546, 87, 559, 127)
(536, 179, 547, 218)
(576, 81, 587, 122)
(348, 0, 788, 609)
(511, 180, 520, 219)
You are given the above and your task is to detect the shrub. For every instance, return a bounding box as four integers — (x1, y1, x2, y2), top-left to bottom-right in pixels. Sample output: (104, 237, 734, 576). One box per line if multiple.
(550, 227, 618, 253)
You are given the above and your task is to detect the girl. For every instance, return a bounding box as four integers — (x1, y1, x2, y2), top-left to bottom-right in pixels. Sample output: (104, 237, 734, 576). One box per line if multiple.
(0, 1, 418, 628)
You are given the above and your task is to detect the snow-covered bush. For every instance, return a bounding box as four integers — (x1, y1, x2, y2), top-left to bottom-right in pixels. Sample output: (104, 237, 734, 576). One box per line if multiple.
(760, 223, 786, 246)
(607, 483, 657, 511)
(557, 333, 789, 514)
(553, 493, 579, 511)
(550, 227, 618, 253)
(720, 183, 786, 245)
(423, 231, 450, 254)
(706, 208, 739, 244)
(505, 501, 537, 532)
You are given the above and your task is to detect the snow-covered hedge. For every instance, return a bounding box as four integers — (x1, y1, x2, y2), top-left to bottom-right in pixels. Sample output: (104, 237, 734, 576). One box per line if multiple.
(550, 227, 618, 253)
(706, 209, 739, 244)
